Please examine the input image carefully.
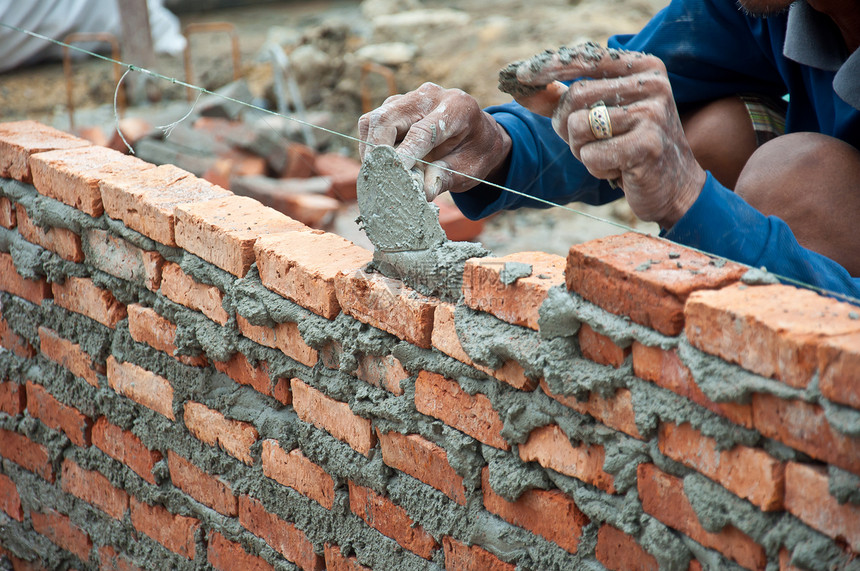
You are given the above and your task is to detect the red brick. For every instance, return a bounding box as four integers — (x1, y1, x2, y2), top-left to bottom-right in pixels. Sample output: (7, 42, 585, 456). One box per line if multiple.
(261, 439, 335, 509)
(464, 252, 565, 330)
(29, 145, 152, 217)
(127, 304, 206, 367)
(414, 371, 509, 450)
(752, 393, 860, 475)
(519, 424, 615, 493)
(378, 430, 466, 505)
(595, 524, 658, 571)
(818, 331, 860, 410)
(203, 149, 267, 189)
(291, 378, 376, 456)
(785, 462, 860, 551)
(167, 450, 237, 516)
(108, 117, 153, 153)
(779, 548, 804, 571)
(442, 536, 515, 571)
(0, 428, 53, 481)
(82, 229, 163, 290)
(272, 377, 292, 405)
(237, 316, 318, 368)
(231, 176, 334, 223)
(30, 509, 92, 561)
(106, 356, 175, 420)
(38, 326, 103, 387)
(319, 340, 345, 370)
(686, 284, 860, 389)
(567, 233, 745, 336)
(0, 196, 15, 229)
(0, 317, 35, 358)
(92, 417, 162, 485)
(255, 230, 371, 319)
(208, 531, 275, 571)
(324, 544, 371, 571)
(659, 422, 784, 511)
(481, 466, 587, 554)
(281, 143, 317, 179)
(239, 494, 324, 571)
(335, 268, 437, 349)
(637, 463, 767, 570)
(0, 379, 26, 416)
(183, 401, 258, 465)
(174, 195, 308, 277)
(579, 323, 630, 368)
(540, 380, 644, 440)
(0, 547, 44, 571)
(348, 481, 438, 559)
(279, 192, 341, 228)
(160, 262, 229, 325)
(25, 381, 92, 447)
(632, 343, 754, 429)
(0, 120, 90, 182)
(61, 459, 128, 519)
(0, 473, 23, 521)
(355, 353, 408, 396)
(214, 352, 271, 395)
(431, 302, 536, 391)
(313, 152, 360, 201)
(100, 164, 232, 247)
(51, 276, 127, 329)
(0, 252, 52, 305)
(15, 205, 83, 262)
(129, 497, 199, 559)
(98, 545, 144, 571)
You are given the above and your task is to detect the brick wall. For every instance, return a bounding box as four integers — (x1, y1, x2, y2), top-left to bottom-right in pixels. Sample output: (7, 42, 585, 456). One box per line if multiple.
(0, 119, 858, 571)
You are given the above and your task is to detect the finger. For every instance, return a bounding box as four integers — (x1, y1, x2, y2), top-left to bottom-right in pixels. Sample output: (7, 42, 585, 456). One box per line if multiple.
(579, 129, 661, 175)
(423, 160, 453, 201)
(512, 80, 568, 117)
(395, 115, 450, 170)
(556, 104, 639, 150)
(566, 71, 671, 110)
(516, 44, 662, 85)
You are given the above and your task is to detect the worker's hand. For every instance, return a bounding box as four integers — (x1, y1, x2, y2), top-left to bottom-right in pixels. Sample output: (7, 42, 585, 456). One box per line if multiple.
(358, 82, 512, 201)
(510, 45, 706, 229)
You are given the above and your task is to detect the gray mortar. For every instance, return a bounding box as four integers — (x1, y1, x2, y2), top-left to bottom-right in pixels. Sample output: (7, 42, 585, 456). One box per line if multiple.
(820, 397, 860, 437)
(638, 516, 694, 571)
(0, 226, 86, 283)
(356, 145, 488, 302)
(499, 261, 532, 285)
(741, 267, 781, 285)
(829, 465, 860, 505)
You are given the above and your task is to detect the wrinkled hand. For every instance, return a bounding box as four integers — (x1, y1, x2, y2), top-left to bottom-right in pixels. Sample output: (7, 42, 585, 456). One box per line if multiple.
(511, 45, 706, 229)
(358, 82, 512, 200)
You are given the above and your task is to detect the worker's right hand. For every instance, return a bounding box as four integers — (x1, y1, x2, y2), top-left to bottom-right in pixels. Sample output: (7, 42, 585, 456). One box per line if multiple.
(358, 82, 512, 201)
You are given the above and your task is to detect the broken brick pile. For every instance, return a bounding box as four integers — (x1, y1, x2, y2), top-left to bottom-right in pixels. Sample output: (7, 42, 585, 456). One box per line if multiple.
(0, 119, 858, 571)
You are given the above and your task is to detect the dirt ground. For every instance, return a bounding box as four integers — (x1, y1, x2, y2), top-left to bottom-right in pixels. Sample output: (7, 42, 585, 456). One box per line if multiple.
(0, 0, 666, 255)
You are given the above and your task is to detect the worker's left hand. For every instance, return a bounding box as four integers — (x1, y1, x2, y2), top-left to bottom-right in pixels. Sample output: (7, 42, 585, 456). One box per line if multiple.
(510, 45, 707, 229)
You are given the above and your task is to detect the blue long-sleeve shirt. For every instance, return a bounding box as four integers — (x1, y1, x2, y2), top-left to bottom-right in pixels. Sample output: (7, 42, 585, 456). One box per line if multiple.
(452, 0, 860, 300)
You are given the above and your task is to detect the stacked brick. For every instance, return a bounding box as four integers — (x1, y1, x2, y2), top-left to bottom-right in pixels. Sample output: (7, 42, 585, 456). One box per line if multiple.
(0, 119, 857, 571)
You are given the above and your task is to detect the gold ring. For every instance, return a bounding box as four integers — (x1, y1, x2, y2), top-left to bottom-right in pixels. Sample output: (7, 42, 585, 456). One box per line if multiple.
(588, 101, 612, 140)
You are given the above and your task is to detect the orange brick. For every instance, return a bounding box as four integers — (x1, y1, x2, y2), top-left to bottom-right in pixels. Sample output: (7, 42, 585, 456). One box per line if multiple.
(214, 352, 271, 395)
(0, 252, 52, 305)
(579, 323, 630, 368)
(0, 379, 26, 416)
(414, 371, 509, 450)
(92, 417, 162, 485)
(237, 316, 318, 368)
(540, 380, 644, 440)
(239, 494, 324, 571)
(785, 462, 860, 551)
(632, 343, 754, 429)
(818, 331, 860, 410)
(168, 450, 237, 517)
(30, 509, 92, 562)
(0, 473, 23, 521)
(0, 547, 43, 571)
(519, 424, 615, 493)
(129, 497, 199, 559)
(752, 393, 860, 475)
(255, 230, 371, 319)
(481, 467, 587, 554)
(61, 459, 129, 519)
(0, 428, 53, 481)
(174, 195, 308, 277)
(313, 152, 360, 201)
(324, 544, 371, 571)
(183, 401, 258, 465)
(0, 196, 15, 228)
(273, 377, 292, 405)
(442, 536, 515, 571)
(52, 276, 127, 329)
(0, 120, 90, 182)
(25, 381, 92, 447)
(567, 233, 745, 336)
(127, 304, 206, 367)
(82, 229, 164, 290)
(335, 268, 437, 349)
(160, 262, 229, 325)
(355, 353, 408, 396)
(106, 356, 175, 419)
(686, 284, 860, 389)
(0, 316, 35, 358)
(348, 481, 438, 559)
(595, 524, 658, 571)
(637, 464, 767, 570)
(208, 531, 275, 571)
(463, 252, 565, 330)
(38, 326, 103, 387)
(378, 430, 466, 506)
(431, 302, 536, 391)
(261, 439, 335, 509)
(29, 145, 152, 217)
(16, 205, 83, 262)
(659, 422, 784, 511)
(291, 378, 376, 456)
(98, 545, 144, 571)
